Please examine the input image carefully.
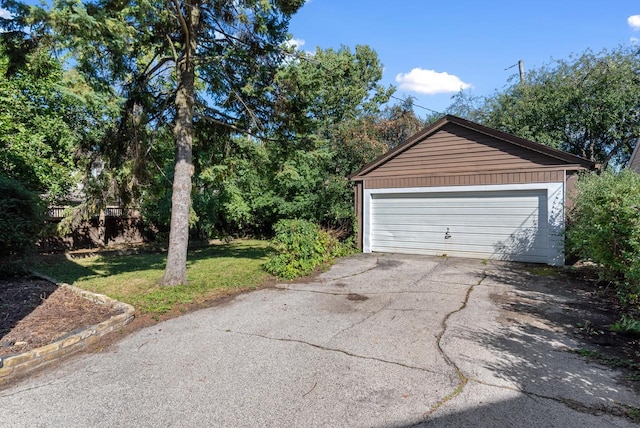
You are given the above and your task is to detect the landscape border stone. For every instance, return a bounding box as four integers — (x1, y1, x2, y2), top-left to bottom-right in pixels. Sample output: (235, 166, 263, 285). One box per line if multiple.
(0, 278, 135, 385)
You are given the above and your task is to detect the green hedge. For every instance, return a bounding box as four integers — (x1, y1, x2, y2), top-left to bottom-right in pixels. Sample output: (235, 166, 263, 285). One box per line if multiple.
(264, 219, 352, 279)
(567, 169, 640, 315)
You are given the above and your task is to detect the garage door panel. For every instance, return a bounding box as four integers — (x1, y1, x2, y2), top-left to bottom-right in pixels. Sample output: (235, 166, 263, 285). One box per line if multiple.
(374, 199, 543, 209)
(372, 215, 545, 229)
(371, 228, 544, 243)
(372, 240, 546, 257)
(372, 231, 545, 250)
(369, 190, 549, 263)
(372, 208, 542, 218)
(373, 245, 549, 264)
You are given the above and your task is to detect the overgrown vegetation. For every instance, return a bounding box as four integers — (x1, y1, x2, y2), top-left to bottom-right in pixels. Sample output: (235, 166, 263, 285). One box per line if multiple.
(264, 219, 353, 279)
(0, 175, 44, 276)
(567, 169, 640, 323)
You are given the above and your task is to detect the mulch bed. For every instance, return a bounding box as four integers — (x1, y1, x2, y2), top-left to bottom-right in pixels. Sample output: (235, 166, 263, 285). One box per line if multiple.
(0, 277, 123, 357)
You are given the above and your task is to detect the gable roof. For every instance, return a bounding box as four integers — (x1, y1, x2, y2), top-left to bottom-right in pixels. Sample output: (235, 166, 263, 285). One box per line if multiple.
(350, 115, 596, 179)
(629, 137, 640, 174)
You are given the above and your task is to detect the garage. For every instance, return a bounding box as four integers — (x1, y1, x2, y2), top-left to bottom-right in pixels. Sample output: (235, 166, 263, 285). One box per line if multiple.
(350, 116, 595, 265)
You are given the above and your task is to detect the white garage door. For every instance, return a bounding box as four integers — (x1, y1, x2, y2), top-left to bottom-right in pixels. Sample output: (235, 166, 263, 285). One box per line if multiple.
(370, 190, 549, 263)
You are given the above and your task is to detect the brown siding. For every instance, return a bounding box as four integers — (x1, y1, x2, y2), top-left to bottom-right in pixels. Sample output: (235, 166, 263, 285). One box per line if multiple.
(630, 149, 640, 174)
(364, 124, 563, 179)
(354, 182, 363, 250)
(565, 171, 579, 209)
(363, 170, 566, 189)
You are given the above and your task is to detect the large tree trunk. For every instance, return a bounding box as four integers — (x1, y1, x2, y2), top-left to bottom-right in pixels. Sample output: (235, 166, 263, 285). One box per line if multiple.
(160, 1, 200, 286)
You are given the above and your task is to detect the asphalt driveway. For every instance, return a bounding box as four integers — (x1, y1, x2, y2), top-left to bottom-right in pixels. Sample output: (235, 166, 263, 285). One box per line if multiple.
(2, 254, 639, 427)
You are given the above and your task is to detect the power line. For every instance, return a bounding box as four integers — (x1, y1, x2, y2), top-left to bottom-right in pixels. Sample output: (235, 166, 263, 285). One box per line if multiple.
(389, 95, 444, 115)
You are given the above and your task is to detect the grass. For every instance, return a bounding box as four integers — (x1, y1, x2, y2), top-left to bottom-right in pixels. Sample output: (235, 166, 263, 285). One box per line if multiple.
(35, 239, 273, 314)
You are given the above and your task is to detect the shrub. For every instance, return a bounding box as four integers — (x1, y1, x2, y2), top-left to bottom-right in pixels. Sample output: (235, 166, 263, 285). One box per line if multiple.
(264, 219, 353, 279)
(0, 175, 45, 276)
(566, 169, 640, 314)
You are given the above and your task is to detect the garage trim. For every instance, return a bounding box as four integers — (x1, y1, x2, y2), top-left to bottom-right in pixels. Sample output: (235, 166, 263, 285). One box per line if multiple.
(362, 182, 565, 265)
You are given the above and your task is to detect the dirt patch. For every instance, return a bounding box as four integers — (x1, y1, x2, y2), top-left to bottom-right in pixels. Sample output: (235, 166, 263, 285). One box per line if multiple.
(0, 278, 123, 357)
(0, 277, 58, 338)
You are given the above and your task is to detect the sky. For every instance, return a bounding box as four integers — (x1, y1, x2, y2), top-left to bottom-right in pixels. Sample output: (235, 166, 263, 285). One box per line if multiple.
(288, 1, 640, 117)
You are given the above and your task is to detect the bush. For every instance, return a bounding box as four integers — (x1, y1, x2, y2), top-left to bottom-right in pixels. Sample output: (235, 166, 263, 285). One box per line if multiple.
(0, 175, 45, 276)
(264, 219, 353, 279)
(566, 169, 640, 314)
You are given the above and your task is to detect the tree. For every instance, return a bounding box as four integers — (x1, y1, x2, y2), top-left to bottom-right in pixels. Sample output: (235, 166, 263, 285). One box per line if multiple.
(268, 45, 394, 229)
(33, 0, 304, 285)
(0, 40, 104, 202)
(272, 45, 394, 140)
(450, 46, 640, 167)
(375, 96, 426, 149)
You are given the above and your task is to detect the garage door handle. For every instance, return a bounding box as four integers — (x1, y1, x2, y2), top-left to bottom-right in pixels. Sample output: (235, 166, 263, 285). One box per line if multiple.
(445, 228, 451, 239)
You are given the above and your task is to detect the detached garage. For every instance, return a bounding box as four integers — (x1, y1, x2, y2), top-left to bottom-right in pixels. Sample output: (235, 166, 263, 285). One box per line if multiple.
(350, 115, 595, 265)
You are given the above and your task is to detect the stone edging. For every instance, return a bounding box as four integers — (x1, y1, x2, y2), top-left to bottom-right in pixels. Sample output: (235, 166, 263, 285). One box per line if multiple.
(0, 280, 135, 385)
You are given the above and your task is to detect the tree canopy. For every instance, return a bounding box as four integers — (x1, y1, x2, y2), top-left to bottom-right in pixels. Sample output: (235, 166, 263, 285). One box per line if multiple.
(449, 46, 640, 167)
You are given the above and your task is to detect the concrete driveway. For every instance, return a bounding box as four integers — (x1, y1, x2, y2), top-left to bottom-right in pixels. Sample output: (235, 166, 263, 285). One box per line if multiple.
(2, 254, 638, 427)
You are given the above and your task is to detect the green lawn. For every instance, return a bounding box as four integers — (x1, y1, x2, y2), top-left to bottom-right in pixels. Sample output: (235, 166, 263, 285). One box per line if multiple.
(35, 240, 273, 314)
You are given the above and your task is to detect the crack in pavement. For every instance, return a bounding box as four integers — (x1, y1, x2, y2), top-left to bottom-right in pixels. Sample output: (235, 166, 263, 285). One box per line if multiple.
(328, 296, 394, 339)
(322, 258, 465, 342)
(465, 374, 640, 422)
(0, 377, 63, 397)
(221, 328, 439, 374)
(420, 263, 639, 424)
(275, 287, 469, 298)
(423, 263, 486, 419)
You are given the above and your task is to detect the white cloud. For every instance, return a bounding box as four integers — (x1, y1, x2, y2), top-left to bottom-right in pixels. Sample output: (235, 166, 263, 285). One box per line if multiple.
(0, 7, 12, 19)
(628, 15, 640, 30)
(395, 68, 472, 95)
(632, 37, 640, 45)
(286, 38, 305, 49)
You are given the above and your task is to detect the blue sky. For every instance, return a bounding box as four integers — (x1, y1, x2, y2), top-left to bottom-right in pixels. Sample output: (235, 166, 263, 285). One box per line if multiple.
(288, 1, 640, 117)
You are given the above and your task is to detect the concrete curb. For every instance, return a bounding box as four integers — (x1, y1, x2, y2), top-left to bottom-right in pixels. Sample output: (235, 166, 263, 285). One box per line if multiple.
(0, 280, 135, 385)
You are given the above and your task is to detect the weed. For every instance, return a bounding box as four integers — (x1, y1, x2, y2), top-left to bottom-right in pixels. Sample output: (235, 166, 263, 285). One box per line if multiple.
(628, 407, 640, 423)
(571, 348, 599, 358)
(523, 265, 559, 277)
(570, 348, 639, 371)
(576, 320, 603, 336)
(610, 315, 640, 335)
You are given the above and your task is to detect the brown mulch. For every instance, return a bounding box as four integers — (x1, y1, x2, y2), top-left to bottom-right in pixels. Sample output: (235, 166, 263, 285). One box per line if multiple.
(0, 278, 123, 357)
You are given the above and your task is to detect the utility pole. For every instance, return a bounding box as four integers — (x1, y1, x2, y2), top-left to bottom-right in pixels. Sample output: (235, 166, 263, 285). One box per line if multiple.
(505, 60, 526, 85)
